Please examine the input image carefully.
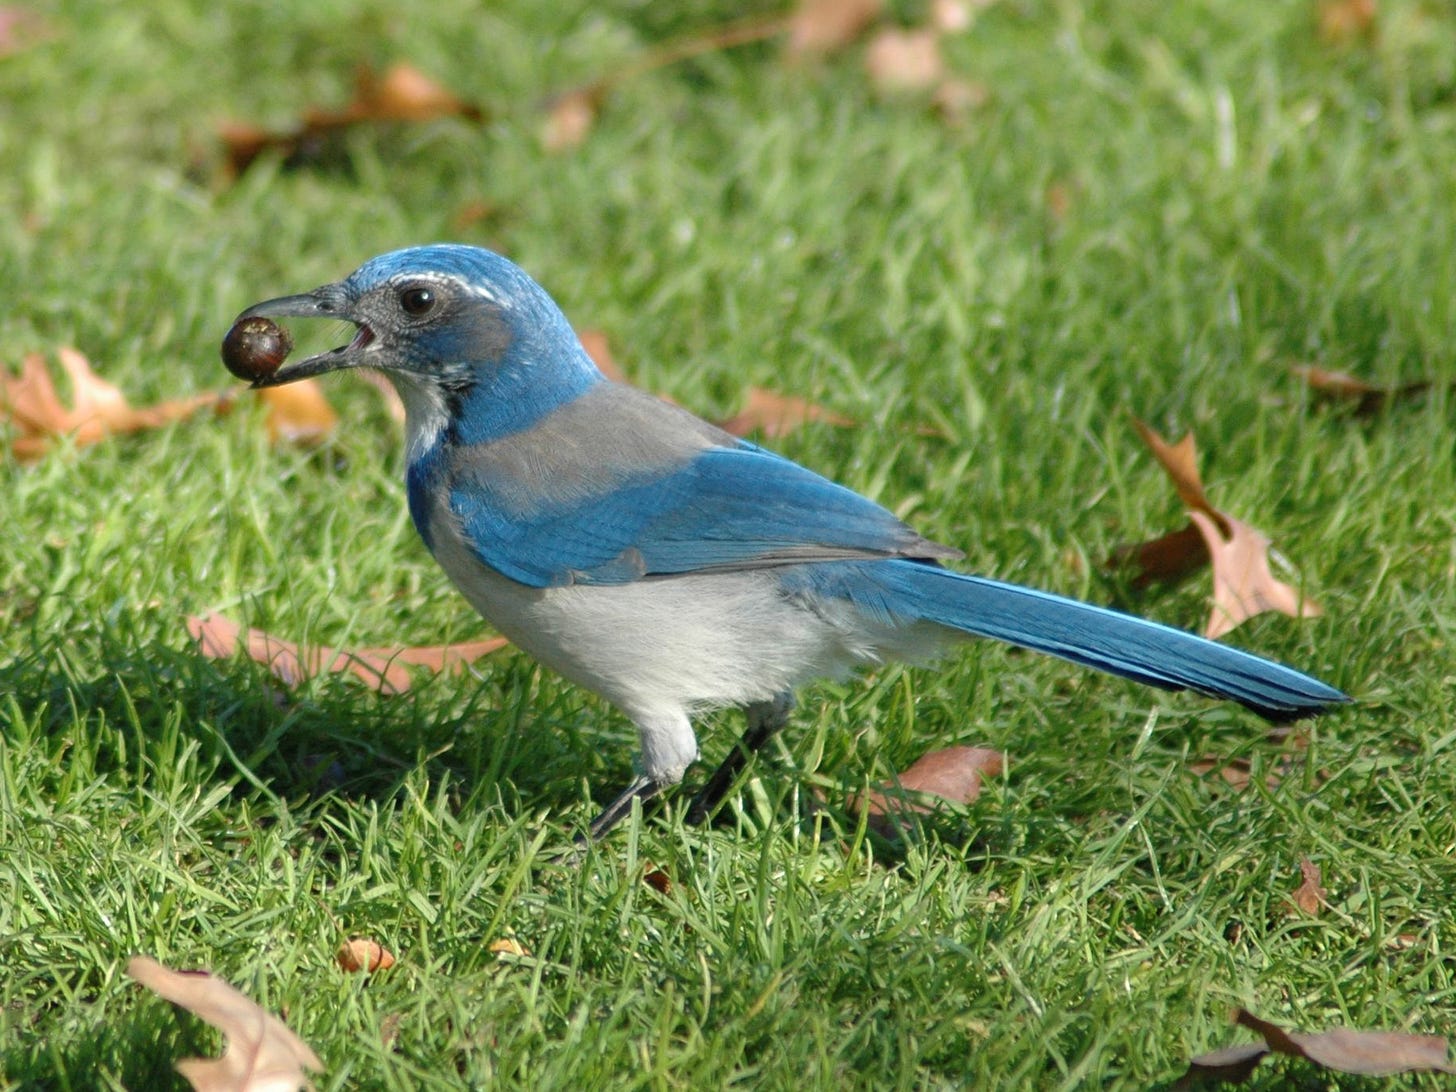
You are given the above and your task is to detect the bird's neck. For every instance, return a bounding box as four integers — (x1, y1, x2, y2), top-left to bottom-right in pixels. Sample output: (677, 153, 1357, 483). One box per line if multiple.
(447, 347, 602, 447)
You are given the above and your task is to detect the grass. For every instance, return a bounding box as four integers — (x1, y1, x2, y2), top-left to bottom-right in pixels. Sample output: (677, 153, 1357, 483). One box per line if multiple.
(2, 0, 1455, 1087)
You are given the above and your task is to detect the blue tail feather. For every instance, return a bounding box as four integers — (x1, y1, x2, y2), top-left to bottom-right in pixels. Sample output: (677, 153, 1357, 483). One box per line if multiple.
(786, 560, 1349, 721)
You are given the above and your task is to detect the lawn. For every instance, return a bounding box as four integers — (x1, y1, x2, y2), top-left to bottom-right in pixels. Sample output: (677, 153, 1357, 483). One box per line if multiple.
(2, 0, 1454, 1087)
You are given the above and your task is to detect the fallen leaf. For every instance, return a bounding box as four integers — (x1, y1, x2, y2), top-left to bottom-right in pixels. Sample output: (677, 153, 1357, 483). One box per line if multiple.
(1177, 1041, 1269, 1087)
(1189, 510, 1322, 639)
(336, 938, 396, 974)
(356, 370, 405, 423)
(1105, 523, 1210, 589)
(717, 387, 855, 438)
(127, 954, 322, 1092)
(540, 88, 599, 152)
(220, 62, 484, 177)
(785, 0, 883, 59)
(347, 62, 479, 123)
(1318, 0, 1377, 44)
(931, 77, 990, 122)
(186, 613, 507, 696)
(2, 348, 223, 460)
(1292, 363, 1432, 415)
(1233, 1008, 1455, 1077)
(256, 381, 338, 445)
(487, 938, 530, 958)
(378, 1013, 403, 1051)
(864, 27, 945, 93)
(1129, 419, 1220, 522)
(576, 329, 628, 383)
(856, 745, 1003, 837)
(1288, 857, 1327, 916)
(0, 6, 51, 57)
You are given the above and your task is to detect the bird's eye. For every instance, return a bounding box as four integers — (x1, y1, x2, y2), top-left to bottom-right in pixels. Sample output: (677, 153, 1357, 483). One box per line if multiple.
(399, 285, 437, 316)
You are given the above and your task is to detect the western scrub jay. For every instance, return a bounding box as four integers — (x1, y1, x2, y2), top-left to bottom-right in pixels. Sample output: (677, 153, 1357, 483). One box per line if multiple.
(229, 244, 1347, 839)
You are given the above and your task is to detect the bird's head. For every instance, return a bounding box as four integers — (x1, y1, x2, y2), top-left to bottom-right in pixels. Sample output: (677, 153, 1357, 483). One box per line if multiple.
(233, 245, 602, 442)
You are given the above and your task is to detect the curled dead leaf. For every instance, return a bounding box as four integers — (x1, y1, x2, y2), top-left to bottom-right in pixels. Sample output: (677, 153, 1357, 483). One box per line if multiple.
(1189, 510, 1322, 639)
(864, 27, 945, 93)
(576, 329, 628, 384)
(1288, 857, 1327, 917)
(541, 89, 599, 153)
(220, 62, 483, 177)
(2, 348, 222, 460)
(186, 613, 507, 696)
(1317, 0, 1377, 44)
(785, 0, 884, 59)
(717, 387, 855, 439)
(336, 937, 396, 974)
(1292, 363, 1433, 416)
(127, 954, 322, 1092)
(856, 745, 1003, 837)
(257, 381, 338, 446)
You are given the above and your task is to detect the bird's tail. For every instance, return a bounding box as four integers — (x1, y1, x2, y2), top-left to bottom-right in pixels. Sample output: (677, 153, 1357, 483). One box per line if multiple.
(793, 560, 1348, 721)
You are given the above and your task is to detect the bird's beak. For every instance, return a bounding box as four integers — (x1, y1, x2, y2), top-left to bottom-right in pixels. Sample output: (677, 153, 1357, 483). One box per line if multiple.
(234, 286, 376, 388)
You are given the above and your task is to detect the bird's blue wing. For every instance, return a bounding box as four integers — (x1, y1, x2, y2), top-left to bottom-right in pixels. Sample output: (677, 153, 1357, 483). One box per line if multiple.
(449, 439, 957, 588)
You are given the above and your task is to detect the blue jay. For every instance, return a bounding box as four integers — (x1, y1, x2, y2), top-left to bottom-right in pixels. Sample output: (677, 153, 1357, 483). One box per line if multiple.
(232, 244, 1348, 839)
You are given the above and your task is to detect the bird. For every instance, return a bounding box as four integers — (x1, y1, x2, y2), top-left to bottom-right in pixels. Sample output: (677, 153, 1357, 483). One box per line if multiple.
(230, 244, 1349, 840)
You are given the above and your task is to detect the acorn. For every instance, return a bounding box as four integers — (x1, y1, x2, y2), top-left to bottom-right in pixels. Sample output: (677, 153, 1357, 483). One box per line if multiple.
(221, 315, 293, 381)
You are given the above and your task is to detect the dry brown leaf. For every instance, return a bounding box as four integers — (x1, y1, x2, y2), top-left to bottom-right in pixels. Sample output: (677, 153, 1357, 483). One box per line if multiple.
(1187, 755, 1261, 793)
(347, 63, 479, 123)
(1105, 523, 1210, 589)
(0, 6, 51, 57)
(540, 89, 599, 152)
(127, 955, 322, 1092)
(1130, 419, 1220, 521)
(256, 381, 338, 445)
(717, 387, 855, 438)
(864, 27, 945, 93)
(2, 348, 223, 460)
(1288, 857, 1327, 916)
(1234, 1008, 1455, 1077)
(1318, 0, 1377, 44)
(1292, 363, 1432, 415)
(335, 938, 396, 974)
(220, 62, 483, 176)
(1178, 1040, 1268, 1087)
(576, 329, 627, 384)
(931, 77, 990, 122)
(356, 370, 406, 423)
(186, 613, 507, 696)
(857, 745, 1003, 837)
(785, 0, 884, 59)
(1189, 510, 1322, 639)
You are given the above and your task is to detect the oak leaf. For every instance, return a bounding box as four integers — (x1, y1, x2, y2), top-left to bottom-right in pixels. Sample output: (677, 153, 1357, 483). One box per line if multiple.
(127, 955, 321, 1092)
(220, 63, 483, 177)
(1182, 1008, 1456, 1084)
(856, 745, 1003, 837)
(2, 348, 221, 460)
(1292, 363, 1433, 416)
(1287, 857, 1327, 916)
(256, 381, 338, 445)
(863, 27, 945, 93)
(335, 938, 395, 974)
(1189, 510, 1322, 639)
(186, 613, 507, 696)
(717, 387, 855, 438)
(785, 0, 883, 59)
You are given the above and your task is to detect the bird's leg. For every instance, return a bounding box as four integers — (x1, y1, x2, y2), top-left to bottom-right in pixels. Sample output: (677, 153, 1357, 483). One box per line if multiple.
(686, 691, 796, 825)
(584, 773, 666, 843)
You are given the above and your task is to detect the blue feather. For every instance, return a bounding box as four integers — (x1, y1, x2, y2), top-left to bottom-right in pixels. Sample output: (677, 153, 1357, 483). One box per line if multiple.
(779, 560, 1346, 719)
